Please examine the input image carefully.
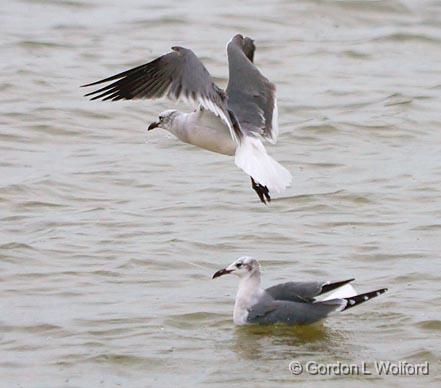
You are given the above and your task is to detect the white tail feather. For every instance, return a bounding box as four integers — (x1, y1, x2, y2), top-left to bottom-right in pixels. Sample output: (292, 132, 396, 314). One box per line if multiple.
(322, 284, 358, 301)
(234, 136, 292, 192)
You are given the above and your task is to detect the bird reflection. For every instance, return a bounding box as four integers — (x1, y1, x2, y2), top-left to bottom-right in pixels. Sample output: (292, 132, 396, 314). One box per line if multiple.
(232, 323, 348, 360)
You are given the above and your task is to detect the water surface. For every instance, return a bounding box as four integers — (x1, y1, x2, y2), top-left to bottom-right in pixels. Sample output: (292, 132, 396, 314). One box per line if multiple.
(1, 0, 441, 386)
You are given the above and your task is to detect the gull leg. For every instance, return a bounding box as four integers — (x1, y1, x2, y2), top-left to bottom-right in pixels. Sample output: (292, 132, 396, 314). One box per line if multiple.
(251, 177, 271, 204)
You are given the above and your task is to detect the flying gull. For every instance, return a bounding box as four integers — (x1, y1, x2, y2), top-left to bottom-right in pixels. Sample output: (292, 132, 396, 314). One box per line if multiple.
(212, 256, 387, 325)
(82, 34, 292, 204)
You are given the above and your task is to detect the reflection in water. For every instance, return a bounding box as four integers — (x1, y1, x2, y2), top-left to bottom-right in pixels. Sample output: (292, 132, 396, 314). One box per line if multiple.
(233, 323, 348, 361)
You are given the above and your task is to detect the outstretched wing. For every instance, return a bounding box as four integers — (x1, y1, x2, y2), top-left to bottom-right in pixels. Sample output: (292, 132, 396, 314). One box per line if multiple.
(82, 46, 241, 143)
(266, 279, 355, 303)
(226, 35, 278, 143)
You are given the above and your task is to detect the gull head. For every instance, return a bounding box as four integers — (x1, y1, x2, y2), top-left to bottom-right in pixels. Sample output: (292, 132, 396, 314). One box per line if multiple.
(148, 109, 179, 131)
(212, 256, 260, 279)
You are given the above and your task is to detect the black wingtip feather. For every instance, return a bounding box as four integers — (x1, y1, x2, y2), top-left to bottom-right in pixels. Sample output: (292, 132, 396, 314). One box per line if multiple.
(80, 75, 123, 88)
(321, 279, 355, 295)
(81, 59, 159, 89)
(342, 288, 387, 311)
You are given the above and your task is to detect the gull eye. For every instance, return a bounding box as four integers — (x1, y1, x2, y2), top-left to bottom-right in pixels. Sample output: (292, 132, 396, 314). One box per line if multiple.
(236, 262, 242, 268)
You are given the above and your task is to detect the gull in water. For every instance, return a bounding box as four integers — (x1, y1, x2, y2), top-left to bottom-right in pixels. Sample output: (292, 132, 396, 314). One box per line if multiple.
(212, 256, 387, 325)
(82, 34, 292, 204)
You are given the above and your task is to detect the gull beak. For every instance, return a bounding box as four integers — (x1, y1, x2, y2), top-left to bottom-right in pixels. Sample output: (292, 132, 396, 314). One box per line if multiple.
(147, 121, 160, 131)
(212, 268, 233, 279)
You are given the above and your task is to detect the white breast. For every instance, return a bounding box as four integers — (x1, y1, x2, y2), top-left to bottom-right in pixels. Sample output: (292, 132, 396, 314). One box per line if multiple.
(233, 283, 264, 325)
(173, 110, 236, 156)
(233, 301, 250, 325)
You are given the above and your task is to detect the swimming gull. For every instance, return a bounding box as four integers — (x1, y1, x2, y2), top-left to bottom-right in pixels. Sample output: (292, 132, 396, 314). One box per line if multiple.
(82, 34, 292, 204)
(212, 256, 387, 325)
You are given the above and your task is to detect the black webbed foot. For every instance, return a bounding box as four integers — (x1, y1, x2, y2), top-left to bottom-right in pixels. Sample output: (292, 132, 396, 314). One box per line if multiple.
(251, 177, 271, 204)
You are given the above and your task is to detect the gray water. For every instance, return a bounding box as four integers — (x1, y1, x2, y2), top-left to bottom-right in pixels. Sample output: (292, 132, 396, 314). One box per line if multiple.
(1, 0, 441, 386)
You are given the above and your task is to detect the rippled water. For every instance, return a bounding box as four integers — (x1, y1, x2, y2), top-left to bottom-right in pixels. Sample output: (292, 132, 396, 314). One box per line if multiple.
(1, 0, 441, 386)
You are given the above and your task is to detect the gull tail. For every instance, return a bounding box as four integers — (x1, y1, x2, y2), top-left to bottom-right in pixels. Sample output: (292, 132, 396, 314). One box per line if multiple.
(322, 283, 357, 301)
(235, 136, 292, 193)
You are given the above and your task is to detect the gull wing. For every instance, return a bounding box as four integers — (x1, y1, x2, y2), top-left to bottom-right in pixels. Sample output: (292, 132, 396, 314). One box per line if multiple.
(247, 299, 344, 325)
(265, 279, 355, 303)
(241, 37, 256, 63)
(226, 35, 278, 143)
(248, 288, 387, 325)
(82, 46, 242, 143)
